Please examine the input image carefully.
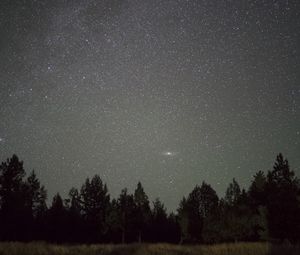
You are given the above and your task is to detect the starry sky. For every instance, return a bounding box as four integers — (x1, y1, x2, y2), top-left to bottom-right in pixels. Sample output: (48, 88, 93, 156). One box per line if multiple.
(0, 0, 299, 211)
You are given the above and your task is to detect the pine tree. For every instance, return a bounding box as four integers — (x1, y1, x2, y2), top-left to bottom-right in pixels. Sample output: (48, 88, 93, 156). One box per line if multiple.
(80, 175, 110, 242)
(198, 182, 219, 243)
(34, 185, 47, 240)
(177, 197, 190, 243)
(118, 188, 135, 243)
(134, 182, 151, 242)
(106, 198, 122, 243)
(0, 155, 26, 240)
(47, 193, 67, 242)
(249, 171, 267, 207)
(150, 198, 169, 242)
(21, 170, 47, 240)
(186, 185, 203, 242)
(179, 182, 219, 243)
(25, 171, 47, 218)
(198, 182, 218, 218)
(266, 153, 300, 242)
(225, 178, 241, 206)
(166, 212, 181, 243)
(66, 187, 83, 242)
(248, 171, 268, 240)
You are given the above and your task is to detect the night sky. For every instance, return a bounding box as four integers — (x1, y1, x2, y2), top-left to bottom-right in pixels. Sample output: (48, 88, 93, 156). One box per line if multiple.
(0, 0, 299, 211)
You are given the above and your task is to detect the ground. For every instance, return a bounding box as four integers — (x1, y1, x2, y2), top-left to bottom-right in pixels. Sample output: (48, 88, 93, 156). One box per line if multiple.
(0, 242, 299, 255)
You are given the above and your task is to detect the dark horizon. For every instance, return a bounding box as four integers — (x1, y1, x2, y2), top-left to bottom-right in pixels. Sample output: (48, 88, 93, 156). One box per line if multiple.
(0, 152, 300, 244)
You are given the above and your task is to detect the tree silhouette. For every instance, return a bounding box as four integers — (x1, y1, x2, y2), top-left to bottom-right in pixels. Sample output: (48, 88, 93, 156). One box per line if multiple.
(118, 188, 136, 243)
(249, 171, 267, 207)
(198, 182, 218, 218)
(65, 187, 83, 242)
(150, 198, 169, 242)
(225, 178, 241, 206)
(177, 183, 219, 243)
(106, 198, 122, 243)
(0, 155, 26, 240)
(266, 153, 300, 242)
(80, 175, 110, 242)
(166, 212, 181, 243)
(47, 193, 67, 242)
(0, 153, 299, 244)
(177, 197, 189, 243)
(23, 170, 47, 240)
(34, 185, 47, 241)
(198, 182, 219, 243)
(25, 171, 47, 217)
(248, 171, 268, 240)
(186, 186, 204, 242)
(134, 182, 151, 242)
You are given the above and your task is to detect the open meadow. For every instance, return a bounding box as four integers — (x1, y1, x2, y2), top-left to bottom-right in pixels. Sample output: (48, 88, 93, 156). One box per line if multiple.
(0, 242, 299, 255)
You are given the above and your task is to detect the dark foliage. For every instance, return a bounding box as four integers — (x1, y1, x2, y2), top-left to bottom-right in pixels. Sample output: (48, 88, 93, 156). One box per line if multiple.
(0, 153, 299, 244)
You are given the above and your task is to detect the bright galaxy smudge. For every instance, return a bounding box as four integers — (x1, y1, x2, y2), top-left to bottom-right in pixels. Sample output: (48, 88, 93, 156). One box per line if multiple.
(162, 151, 178, 157)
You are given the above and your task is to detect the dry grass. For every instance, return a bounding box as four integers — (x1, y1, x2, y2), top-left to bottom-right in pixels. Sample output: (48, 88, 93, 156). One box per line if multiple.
(0, 242, 298, 255)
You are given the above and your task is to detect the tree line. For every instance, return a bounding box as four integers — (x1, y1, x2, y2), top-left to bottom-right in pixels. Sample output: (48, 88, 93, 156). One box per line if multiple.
(0, 153, 299, 244)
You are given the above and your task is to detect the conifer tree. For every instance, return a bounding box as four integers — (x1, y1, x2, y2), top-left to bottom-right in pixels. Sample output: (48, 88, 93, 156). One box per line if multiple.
(0, 155, 26, 240)
(134, 182, 151, 242)
(266, 153, 300, 241)
(150, 198, 169, 242)
(118, 188, 135, 243)
(80, 175, 110, 242)
(47, 193, 67, 242)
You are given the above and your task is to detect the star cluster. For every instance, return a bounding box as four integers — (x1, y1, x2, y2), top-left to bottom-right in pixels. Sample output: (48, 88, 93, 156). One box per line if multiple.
(0, 0, 299, 211)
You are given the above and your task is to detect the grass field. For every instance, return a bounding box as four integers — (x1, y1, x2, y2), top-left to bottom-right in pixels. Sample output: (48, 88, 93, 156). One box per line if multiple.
(0, 242, 299, 255)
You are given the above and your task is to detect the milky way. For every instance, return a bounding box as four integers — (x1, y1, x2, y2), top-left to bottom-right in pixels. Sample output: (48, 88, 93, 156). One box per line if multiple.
(0, 0, 299, 211)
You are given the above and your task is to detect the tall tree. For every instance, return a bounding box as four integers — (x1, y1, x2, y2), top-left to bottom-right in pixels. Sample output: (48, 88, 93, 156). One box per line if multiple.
(249, 171, 267, 207)
(47, 193, 67, 242)
(34, 185, 48, 240)
(150, 198, 169, 242)
(118, 188, 136, 243)
(178, 182, 219, 243)
(68, 187, 81, 216)
(248, 171, 268, 240)
(80, 175, 110, 242)
(266, 153, 300, 242)
(198, 182, 218, 218)
(134, 182, 151, 242)
(177, 197, 190, 243)
(225, 178, 241, 206)
(25, 171, 47, 218)
(106, 198, 122, 243)
(0, 155, 26, 240)
(185, 185, 203, 242)
(166, 212, 181, 243)
(198, 182, 219, 243)
(222, 179, 268, 242)
(22, 170, 47, 240)
(65, 187, 83, 242)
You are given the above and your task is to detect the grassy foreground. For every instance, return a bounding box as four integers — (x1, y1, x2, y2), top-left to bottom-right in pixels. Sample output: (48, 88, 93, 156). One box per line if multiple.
(0, 242, 299, 255)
